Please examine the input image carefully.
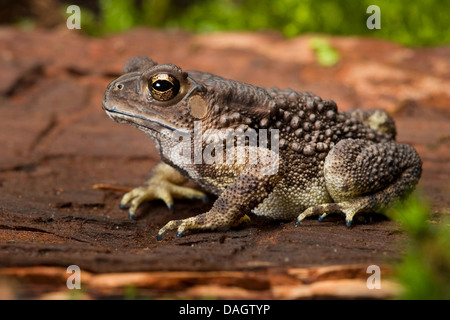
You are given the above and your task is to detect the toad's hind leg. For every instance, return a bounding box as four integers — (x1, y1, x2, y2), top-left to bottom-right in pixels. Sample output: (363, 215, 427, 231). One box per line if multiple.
(296, 139, 422, 226)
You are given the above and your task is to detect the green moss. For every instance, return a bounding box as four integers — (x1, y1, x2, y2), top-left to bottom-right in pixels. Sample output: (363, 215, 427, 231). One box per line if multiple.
(387, 192, 450, 300)
(309, 37, 340, 67)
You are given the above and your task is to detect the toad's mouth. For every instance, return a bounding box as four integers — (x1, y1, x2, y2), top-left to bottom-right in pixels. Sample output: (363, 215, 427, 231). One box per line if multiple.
(103, 104, 191, 136)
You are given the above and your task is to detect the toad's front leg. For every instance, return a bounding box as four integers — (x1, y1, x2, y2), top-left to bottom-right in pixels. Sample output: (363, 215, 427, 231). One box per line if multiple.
(120, 162, 207, 219)
(157, 149, 283, 240)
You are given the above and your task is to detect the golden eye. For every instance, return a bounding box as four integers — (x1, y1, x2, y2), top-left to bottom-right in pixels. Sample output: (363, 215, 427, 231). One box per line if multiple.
(149, 74, 180, 101)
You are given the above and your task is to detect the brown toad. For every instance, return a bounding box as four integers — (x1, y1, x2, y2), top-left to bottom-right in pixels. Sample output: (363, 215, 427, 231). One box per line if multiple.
(102, 57, 422, 240)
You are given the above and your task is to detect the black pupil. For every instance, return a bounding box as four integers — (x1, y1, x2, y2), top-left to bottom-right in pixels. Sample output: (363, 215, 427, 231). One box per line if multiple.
(153, 80, 173, 92)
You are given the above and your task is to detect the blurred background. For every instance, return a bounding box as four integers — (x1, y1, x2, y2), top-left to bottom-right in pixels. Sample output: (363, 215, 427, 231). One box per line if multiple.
(0, 0, 449, 300)
(1, 0, 449, 46)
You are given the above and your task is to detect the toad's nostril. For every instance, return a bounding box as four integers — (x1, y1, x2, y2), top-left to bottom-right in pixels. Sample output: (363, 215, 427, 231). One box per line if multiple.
(116, 83, 124, 90)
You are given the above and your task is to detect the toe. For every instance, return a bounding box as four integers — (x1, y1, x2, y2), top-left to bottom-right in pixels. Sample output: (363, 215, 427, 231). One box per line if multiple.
(129, 196, 144, 216)
(295, 211, 308, 226)
(120, 188, 141, 207)
(169, 184, 207, 201)
(154, 189, 174, 211)
(157, 219, 182, 240)
(295, 207, 315, 226)
(344, 208, 358, 227)
(176, 230, 184, 238)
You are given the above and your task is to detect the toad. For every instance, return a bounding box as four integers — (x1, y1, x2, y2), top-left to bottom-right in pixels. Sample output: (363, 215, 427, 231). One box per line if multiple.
(102, 57, 422, 240)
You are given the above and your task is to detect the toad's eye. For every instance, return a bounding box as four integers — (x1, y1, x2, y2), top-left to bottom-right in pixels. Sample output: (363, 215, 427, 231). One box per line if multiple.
(149, 74, 180, 101)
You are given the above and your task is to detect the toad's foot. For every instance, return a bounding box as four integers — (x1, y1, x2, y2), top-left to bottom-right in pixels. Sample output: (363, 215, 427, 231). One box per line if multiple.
(120, 181, 207, 219)
(157, 212, 251, 240)
(120, 162, 207, 220)
(295, 198, 373, 227)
